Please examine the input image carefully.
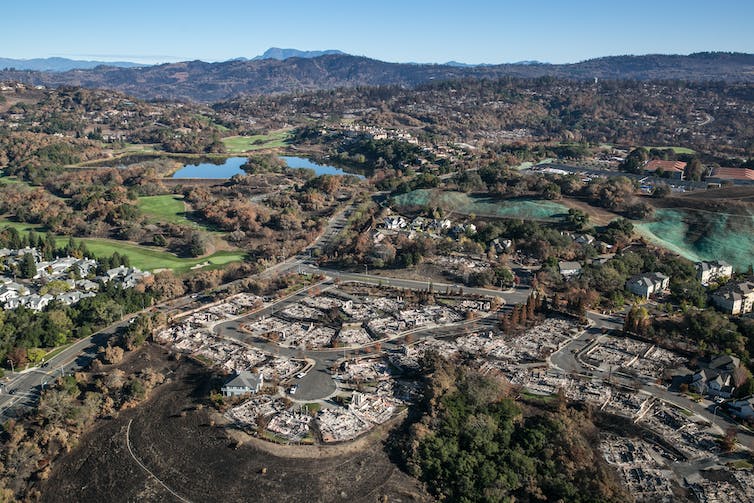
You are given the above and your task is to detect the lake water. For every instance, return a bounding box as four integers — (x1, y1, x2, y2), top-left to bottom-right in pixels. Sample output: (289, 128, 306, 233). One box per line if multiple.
(171, 156, 362, 179)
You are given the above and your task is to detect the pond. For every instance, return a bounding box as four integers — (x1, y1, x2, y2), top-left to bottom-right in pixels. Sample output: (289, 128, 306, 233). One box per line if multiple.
(171, 156, 363, 179)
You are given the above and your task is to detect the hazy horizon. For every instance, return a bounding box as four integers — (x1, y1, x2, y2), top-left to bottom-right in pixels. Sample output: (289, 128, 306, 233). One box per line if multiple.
(3, 0, 752, 65)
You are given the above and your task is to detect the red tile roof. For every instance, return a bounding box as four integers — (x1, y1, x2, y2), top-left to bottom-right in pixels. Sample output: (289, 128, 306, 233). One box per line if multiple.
(643, 160, 687, 173)
(711, 167, 754, 181)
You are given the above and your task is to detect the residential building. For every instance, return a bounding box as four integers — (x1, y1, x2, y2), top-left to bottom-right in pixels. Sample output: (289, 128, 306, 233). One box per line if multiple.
(559, 261, 582, 278)
(221, 371, 264, 397)
(57, 290, 96, 306)
(0, 286, 19, 303)
(727, 396, 754, 419)
(696, 260, 733, 286)
(709, 354, 741, 373)
(18, 294, 54, 311)
(690, 369, 735, 398)
(711, 281, 754, 315)
(625, 272, 670, 299)
(76, 279, 100, 291)
(574, 234, 595, 246)
(105, 266, 151, 288)
(73, 258, 97, 277)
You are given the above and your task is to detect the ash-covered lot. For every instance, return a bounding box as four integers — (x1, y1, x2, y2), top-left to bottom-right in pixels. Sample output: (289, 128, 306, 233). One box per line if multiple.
(40, 345, 429, 503)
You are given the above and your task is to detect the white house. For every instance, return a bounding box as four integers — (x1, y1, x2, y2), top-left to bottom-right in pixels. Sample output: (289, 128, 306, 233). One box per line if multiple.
(105, 265, 131, 281)
(559, 261, 582, 279)
(57, 290, 96, 306)
(711, 281, 754, 315)
(574, 234, 595, 246)
(625, 272, 670, 299)
(76, 279, 100, 292)
(696, 260, 733, 286)
(104, 266, 151, 288)
(123, 269, 151, 289)
(19, 294, 54, 311)
(221, 371, 264, 397)
(0, 286, 19, 303)
(73, 258, 98, 277)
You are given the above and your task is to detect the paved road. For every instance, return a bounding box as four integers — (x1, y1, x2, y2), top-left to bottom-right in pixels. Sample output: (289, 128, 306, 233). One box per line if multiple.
(0, 193, 530, 416)
(0, 318, 132, 420)
(301, 264, 532, 304)
(549, 312, 754, 450)
(0, 284, 246, 420)
(217, 314, 499, 402)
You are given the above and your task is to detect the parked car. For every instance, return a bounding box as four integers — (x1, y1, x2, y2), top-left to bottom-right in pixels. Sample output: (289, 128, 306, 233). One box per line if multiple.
(289, 385, 298, 395)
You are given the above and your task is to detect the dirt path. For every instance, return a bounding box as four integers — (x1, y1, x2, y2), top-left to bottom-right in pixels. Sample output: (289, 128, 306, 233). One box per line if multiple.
(125, 419, 193, 503)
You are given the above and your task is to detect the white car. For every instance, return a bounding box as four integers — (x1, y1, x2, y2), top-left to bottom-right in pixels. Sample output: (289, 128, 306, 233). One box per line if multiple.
(289, 385, 298, 395)
(295, 372, 307, 379)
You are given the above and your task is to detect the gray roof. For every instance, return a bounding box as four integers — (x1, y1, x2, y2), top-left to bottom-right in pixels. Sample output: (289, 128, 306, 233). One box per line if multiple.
(713, 281, 754, 301)
(627, 272, 668, 288)
(710, 354, 740, 370)
(223, 371, 261, 390)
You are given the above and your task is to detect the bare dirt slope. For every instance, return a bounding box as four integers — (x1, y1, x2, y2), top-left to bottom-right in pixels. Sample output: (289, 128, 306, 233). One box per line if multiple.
(41, 350, 428, 503)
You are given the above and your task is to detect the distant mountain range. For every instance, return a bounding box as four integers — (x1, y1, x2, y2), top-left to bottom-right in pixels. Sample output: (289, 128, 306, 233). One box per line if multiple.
(0, 48, 349, 72)
(1, 52, 752, 102)
(0, 56, 144, 72)
(444, 60, 547, 67)
(250, 47, 347, 61)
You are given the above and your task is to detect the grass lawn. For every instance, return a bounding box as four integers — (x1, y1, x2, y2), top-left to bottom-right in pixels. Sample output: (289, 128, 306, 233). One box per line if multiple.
(137, 195, 191, 225)
(0, 219, 46, 234)
(222, 130, 291, 153)
(1, 202, 244, 272)
(137, 194, 228, 236)
(641, 146, 696, 155)
(303, 403, 322, 414)
(52, 237, 245, 272)
(102, 142, 161, 157)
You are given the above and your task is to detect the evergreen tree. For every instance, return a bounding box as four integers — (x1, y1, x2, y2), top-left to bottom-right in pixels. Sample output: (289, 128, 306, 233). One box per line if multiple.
(20, 252, 37, 279)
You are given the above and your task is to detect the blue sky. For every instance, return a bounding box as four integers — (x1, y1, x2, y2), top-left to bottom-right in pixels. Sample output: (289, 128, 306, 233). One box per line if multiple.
(3, 0, 752, 64)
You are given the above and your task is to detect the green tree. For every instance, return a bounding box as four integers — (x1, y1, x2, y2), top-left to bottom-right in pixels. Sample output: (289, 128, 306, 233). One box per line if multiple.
(684, 158, 706, 181)
(620, 147, 649, 173)
(19, 252, 37, 279)
(565, 208, 589, 231)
